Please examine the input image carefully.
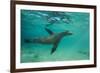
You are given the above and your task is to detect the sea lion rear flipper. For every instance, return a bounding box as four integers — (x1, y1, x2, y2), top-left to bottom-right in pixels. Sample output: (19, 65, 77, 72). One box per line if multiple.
(51, 42, 58, 54)
(45, 28, 54, 35)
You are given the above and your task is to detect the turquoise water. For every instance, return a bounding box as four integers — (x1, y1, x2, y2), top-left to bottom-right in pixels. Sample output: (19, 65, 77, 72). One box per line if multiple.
(21, 10, 90, 63)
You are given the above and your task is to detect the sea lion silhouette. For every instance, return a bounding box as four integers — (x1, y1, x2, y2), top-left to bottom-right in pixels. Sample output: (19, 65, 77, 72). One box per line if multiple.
(25, 28, 72, 54)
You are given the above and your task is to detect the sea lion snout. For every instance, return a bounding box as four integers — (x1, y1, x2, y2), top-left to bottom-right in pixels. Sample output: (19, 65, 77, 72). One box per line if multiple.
(64, 31, 73, 35)
(68, 31, 73, 35)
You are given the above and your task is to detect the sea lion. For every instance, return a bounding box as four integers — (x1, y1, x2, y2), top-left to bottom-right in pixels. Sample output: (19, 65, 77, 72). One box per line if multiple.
(25, 28, 72, 54)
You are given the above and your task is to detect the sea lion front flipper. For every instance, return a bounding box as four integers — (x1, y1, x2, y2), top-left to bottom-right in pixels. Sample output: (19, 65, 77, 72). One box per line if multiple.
(45, 28, 54, 35)
(51, 42, 58, 54)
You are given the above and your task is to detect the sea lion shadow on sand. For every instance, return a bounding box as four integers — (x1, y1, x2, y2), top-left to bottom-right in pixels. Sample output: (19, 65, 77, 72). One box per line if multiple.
(25, 28, 73, 54)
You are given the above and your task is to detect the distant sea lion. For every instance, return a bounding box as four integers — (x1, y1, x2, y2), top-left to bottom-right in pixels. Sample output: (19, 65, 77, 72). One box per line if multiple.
(25, 28, 72, 54)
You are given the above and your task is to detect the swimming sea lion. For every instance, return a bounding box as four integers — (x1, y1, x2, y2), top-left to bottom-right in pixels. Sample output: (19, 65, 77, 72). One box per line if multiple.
(25, 28, 72, 54)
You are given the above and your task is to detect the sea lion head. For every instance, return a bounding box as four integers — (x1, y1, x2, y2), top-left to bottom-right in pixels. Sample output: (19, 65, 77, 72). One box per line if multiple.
(62, 30, 73, 36)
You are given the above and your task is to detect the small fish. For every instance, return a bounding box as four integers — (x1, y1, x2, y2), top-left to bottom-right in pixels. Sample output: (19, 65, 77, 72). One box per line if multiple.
(78, 51, 89, 56)
(62, 18, 70, 24)
(48, 17, 60, 22)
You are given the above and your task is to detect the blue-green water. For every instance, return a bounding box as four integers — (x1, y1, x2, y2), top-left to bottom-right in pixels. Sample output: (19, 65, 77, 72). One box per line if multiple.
(21, 10, 90, 63)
